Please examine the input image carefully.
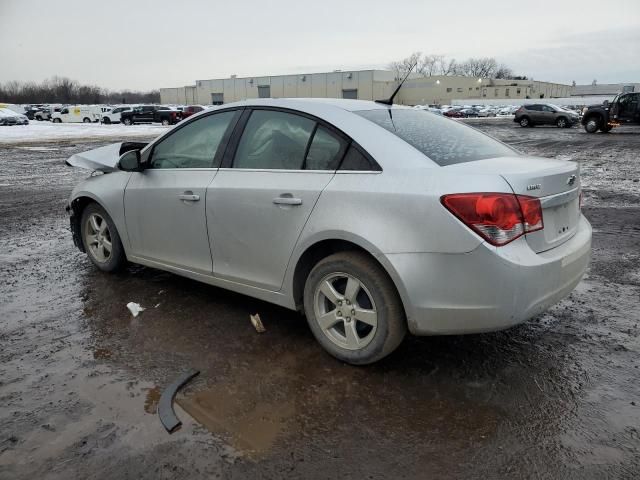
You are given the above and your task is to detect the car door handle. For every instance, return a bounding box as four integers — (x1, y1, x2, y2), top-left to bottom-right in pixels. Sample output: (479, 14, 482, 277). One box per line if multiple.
(178, 193, 200, 202)
(273, 196, 302, 206)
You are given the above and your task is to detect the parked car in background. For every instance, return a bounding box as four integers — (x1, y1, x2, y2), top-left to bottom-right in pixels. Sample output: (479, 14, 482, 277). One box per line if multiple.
(0, 107, 29, 125)
(65, 98, 591, 364)
(181, 105, 207, 119)
(477, 107, 497, 117)
(443, 108, 464, 118)
(34, 105, 63, 121)
(120, 105, 182, 125)
(514, 104, 579, 128)
(52, 105, 101, 123)
(460, 108, 479, 118)
(102, 106, 134, 124)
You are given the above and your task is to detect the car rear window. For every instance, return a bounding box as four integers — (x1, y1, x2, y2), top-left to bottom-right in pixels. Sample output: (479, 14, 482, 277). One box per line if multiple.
(354, 109, 516, 166)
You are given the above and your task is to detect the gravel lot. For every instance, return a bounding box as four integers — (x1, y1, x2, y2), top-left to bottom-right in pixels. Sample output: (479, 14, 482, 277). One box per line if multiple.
(1, 119, 639, 479)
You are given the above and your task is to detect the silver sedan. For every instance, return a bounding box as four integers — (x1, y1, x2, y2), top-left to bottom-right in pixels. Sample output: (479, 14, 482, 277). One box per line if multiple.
(66, 98, 591, 364)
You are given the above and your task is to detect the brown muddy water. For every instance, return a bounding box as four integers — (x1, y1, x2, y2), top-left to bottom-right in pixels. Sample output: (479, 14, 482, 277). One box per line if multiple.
(1, 121, 639, 479)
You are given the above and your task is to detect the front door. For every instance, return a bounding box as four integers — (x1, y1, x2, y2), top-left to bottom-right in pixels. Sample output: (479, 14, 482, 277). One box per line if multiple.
(124, 109, 240, 274)
(207, 109, 347, 291)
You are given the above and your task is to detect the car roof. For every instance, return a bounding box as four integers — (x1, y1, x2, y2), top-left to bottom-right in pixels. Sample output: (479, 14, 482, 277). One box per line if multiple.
(219, 97, 411, 113)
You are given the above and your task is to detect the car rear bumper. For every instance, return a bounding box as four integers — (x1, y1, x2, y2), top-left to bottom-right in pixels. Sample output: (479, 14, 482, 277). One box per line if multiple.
(383, 214, 592, 335)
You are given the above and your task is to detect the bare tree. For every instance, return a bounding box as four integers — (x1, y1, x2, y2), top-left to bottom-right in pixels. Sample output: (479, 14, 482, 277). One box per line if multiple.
(389, 53, 522, 79)
(0, 77, 160, 104)
(388, 52, 421, 80)
(438, 57, 458, 76)
(494, 64, 514, 79)
(420, 54, 442, 76)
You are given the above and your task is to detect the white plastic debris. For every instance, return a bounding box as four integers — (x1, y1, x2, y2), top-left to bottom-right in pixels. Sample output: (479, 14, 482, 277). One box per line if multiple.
(127, 302, 145, 317)
(250, 313, 266, 333)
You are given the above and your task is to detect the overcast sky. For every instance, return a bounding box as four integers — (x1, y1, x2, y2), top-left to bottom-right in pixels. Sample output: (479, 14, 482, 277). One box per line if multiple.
(1, 0, 639, 91)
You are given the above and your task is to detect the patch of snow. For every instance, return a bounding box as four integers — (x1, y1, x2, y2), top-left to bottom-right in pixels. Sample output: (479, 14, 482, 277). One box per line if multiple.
(0, 122, 170, 144)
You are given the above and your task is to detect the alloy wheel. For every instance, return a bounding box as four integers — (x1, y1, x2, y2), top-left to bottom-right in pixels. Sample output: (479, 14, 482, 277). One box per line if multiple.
(85, 213, 112, 263)
(313, 272, 378, 350)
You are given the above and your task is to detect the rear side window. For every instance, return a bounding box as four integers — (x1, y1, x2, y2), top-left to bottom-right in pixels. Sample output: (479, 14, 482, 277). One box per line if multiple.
(150, 110, 236, 169)
(355, 109, 515, 166)
(233, 110, 315, 169)
(305, 126, 346, 170)
(525, 105, 541, 111)
(339, 145, 377, 171)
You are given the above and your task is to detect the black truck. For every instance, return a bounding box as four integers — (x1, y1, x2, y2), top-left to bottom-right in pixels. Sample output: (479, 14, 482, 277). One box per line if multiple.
(582, 92, 640, 133)
(120, 105, 182, 126)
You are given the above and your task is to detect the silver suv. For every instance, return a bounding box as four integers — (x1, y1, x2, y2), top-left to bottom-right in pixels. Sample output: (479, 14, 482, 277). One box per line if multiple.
(514, 104, 580, 128)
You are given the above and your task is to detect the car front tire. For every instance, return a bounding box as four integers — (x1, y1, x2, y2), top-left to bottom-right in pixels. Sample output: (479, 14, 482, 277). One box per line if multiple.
(584, 116, 600, 133)
(303, 251, 406, 365)
(80, 203, 126, 272)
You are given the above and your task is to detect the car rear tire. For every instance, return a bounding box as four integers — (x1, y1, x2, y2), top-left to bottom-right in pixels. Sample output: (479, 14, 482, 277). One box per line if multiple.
(556, 117, 568, 128)
(161, 118, 170, 126)
(519, 117, 531, 127)
(80, 203, 126, 273)
(303, 251, 406, 365)
(53, 118, 61, 123)
(103, 117, 111, 124)
(83, 117, 91, 123)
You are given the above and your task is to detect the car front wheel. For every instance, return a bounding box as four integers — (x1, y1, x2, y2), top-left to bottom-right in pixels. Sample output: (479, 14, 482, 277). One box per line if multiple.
(556, 117, 568, 128)
(123, 118, 132, 125)
(81, 203, 126, 272)
(303, 251, 406, 364)
(584, 116, 600, 133)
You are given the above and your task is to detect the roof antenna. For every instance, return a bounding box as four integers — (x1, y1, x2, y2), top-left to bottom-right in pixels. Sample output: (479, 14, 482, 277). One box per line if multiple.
(375, 62, 417, 105)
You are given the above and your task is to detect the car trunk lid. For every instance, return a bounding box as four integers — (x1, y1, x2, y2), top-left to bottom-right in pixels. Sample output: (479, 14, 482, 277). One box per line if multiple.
(448, 156, 581, 252)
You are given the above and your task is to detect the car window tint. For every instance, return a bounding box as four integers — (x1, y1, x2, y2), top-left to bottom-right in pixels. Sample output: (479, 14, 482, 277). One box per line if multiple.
(339, 145, 375, 171)
(355, 109, 515, 166)
(234, 110, 315, 169)
(150, 111, 235, 169)
(305, 126, 345, 170)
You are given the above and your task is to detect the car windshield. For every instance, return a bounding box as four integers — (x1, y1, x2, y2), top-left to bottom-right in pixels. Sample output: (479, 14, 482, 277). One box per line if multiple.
(354, 109, 516, 166)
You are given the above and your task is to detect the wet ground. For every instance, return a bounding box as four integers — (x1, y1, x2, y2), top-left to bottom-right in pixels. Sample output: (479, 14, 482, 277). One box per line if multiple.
(1, 120, 639, 479)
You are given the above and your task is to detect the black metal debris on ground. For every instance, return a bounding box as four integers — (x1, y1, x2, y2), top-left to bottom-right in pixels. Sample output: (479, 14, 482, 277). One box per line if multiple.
(158, 369, 200, 434)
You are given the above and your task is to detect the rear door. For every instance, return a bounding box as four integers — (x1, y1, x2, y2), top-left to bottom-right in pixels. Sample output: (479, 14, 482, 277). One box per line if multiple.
(526, 105, 542, 122)
(541, 105, 556, 124)
(207, 108, 348, 290)
(124, 109, 240, 273)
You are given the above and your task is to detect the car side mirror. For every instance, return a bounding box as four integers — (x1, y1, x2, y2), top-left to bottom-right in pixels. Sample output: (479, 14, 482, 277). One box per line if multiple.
(118, 150, 143, 172)
(603, 100, 609, 108)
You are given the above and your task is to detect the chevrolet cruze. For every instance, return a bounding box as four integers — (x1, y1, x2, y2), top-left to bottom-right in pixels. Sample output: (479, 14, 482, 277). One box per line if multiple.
(66, 98, 591, 364)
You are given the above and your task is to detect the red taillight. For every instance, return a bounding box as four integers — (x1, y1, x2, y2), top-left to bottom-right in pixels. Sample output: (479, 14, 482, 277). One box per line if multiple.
(441, 193, 543, 246)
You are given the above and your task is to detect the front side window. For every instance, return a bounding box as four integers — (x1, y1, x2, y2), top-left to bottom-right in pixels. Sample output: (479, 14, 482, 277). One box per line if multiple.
(150, 111, 236, 169)
(355, 109, 515, 166)
(233, 110, 315, 169)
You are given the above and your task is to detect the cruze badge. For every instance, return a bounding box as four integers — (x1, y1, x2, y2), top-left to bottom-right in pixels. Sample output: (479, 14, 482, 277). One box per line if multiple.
(527, 184, 542, 191)
(567, 175, 577, 186)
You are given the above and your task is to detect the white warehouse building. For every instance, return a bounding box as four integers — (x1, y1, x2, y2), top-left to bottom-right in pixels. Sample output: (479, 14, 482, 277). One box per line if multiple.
(160, 69, 573, 106)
